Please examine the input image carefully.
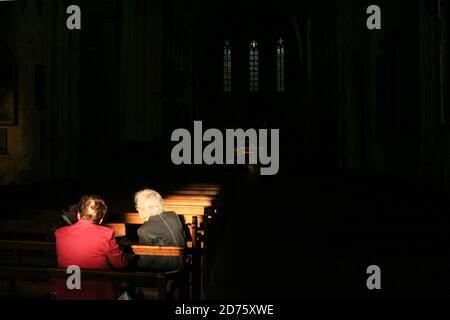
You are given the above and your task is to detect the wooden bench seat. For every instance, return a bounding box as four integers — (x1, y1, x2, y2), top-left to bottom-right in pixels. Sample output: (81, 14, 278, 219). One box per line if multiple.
(0, 266, 183, 299)
(0, 240, 188, 299)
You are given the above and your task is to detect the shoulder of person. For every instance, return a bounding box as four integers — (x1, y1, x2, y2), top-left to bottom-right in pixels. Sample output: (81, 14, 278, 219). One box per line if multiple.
(54, 224, 74, 237)
(137, 220, 152, 232)
(162, 211, 179, 220)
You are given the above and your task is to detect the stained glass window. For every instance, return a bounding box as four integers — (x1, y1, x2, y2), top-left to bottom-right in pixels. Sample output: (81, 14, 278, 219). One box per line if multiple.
(277, 38, 285, 92)
(224, 39, 232, 92)
(249, 40, 259, 92)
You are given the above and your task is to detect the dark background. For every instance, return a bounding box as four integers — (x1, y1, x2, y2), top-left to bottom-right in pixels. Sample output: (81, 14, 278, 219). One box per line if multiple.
(1, 0, 450, 299)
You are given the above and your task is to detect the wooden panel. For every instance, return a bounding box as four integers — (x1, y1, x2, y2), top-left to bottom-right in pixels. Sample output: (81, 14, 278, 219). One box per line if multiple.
(0, 220, 51, 236)
(131, 245, 184, 257)
(0, 266, 183, 300)
(122, 213, 145, 224)
(16, 280, 53, 298)
(185, 184, 221, 190)
(121, 212, 204, 225)
(173, 190, 219, 196)
(0, 240, 185, 258)
(0, 240, 55, 251)
(163, 206, 205, 216)
(0, 266, 177, 284)
(163, 198, 212, 207)
(179, 186, 220, 192)
(105, 223, 126, 237)
(164, 195, 215, 201)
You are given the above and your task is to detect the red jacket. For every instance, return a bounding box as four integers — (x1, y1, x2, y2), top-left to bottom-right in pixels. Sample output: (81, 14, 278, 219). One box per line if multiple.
(54, 219, 128, 300)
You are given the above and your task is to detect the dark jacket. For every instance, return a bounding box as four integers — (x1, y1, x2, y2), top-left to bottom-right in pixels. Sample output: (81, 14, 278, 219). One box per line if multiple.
(137, 212, 186, 271)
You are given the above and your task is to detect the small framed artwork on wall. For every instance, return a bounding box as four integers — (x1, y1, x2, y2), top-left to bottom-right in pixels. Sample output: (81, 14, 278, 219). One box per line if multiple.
(0, 128, 7, 155)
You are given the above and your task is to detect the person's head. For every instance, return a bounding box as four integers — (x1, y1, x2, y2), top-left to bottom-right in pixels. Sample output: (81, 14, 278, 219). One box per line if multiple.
(134, 189, 164, 222)
(77, 195, 108, 224)
(63, 204, 79, 224)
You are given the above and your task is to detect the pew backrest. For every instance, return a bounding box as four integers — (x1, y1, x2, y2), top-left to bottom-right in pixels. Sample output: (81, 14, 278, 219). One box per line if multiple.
(0, 220, 51, 237)
(0, 240, 185, 258)
(118, 209, 207, 225)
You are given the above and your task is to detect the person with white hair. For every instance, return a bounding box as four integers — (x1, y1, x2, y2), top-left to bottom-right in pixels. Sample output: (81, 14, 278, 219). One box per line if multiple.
(134, 189, 186, 271)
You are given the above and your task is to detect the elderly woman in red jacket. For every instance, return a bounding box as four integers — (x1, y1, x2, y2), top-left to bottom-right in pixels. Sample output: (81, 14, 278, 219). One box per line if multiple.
(54, 195, 129, 299)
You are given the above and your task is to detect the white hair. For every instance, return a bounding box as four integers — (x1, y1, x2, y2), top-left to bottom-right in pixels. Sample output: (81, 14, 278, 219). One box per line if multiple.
(134, 189, 164, 222)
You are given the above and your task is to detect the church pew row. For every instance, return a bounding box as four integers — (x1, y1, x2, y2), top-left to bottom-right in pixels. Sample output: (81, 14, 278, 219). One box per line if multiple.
(170, 184, 223, 197)
(172, 190, 220, 196)
(0, 190, 219, 240)
(0, 220, 52, 237)
(0, 240, 187, 300)
(0, 266, 184, 300)
(180, 184, 221, 191)
(106, 214, 206, 299)
(118, 193, 220, 225)
(104, 223, 204, 249)
(164, 195, 216, 201)
(0, 240, 185, 266)
(168, 185, 223, 248)
(114, 209, 208, 225)
(164, 197, 214, 207)
(0, 217, 205, 249)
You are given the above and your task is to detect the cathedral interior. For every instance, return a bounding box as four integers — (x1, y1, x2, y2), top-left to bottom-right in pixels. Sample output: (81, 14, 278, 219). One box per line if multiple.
(1, 0, 450, 300)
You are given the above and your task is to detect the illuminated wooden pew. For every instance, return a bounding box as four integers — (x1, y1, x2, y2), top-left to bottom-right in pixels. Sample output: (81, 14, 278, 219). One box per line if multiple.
(105, 222, 203, 249)
(172, 189, 219, 196)
(105, 223, 127, 237)
(164, 195, 215, 201)
(183, 184, 221, 191)
(104, 193, 217, 226)
(107, 212, 204, 246)
(106, 213, 204, 300)
(0, 239, 185, 266)
(116, 209, 207, 226)
(163, 197, 213, 207)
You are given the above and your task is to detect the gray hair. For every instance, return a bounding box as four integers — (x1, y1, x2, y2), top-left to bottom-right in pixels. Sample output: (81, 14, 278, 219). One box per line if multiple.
(134, 189, 164, 222)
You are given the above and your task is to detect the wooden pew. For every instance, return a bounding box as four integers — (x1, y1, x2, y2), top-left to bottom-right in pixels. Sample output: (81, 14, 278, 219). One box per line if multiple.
(105, 223, 127, 237)
(182, 185, 221, 192)
(172, 190, 219, 196)
(106, 214, 204, 300)
(0, 240, 185, 265)
(105, 223, 202, 249)
(0, 184, 223, 299)
(164, 195, 216, 201)
(164, 197, 213, 207)
(118, 208, 208, 225)
(0, 220, 52, 238)
(0, 240, 187, 300)
(0, 266, 184, 300)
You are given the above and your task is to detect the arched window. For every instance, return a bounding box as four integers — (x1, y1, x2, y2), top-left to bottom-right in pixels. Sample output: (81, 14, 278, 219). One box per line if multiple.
(249, 40, 259, 92)
(223, 39, 232, 92)
(276, 38, 285, 92)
